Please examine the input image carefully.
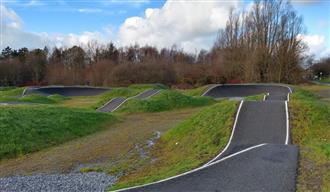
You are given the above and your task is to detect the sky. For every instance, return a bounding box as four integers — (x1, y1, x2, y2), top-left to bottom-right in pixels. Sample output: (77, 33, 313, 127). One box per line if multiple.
(1, 0, 330, 59)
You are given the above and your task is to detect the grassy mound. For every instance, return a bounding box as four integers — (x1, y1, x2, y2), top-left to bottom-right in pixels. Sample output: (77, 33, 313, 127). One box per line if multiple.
(0, 93, 69, 104)
(118, 90, 214, 113)
(0, 105, 116, 160)
(245, 93, 265, 101)
(178, 85, 210, 97)
(128, 83, 168, 90)
(0, 87, 17, 91)
(290, 87, 330, 191)
(21, 94, 68, 104)
(111, 100, 238, 190)
(0, 87, 25, 97)
(94, 88, 147, 109)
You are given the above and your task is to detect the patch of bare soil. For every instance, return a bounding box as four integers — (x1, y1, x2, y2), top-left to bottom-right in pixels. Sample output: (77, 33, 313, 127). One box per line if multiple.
(0, 108, 203, 177)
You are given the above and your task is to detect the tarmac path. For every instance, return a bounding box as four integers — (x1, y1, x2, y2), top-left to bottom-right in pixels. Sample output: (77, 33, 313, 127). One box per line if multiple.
(116, 84, 297, 192)
(97, 89, 160, 112)
(23, 86, 110, 97)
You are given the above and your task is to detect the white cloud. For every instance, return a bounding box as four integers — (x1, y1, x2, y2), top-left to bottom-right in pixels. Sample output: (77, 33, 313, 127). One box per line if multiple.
(24, 0, 44, 7)
(4, 0, 328, 59)
(103, 0, 150, 8)
(297, 34, 330, 59)
(291, 0, 322, 5)
(118, 0, 240, 52)
(2, 4, 22, 29)
(1, 5, 112, 50)
(77, 8, 103, 13)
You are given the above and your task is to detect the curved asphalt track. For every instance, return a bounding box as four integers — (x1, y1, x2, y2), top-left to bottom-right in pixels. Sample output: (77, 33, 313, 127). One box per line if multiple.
(23, 86, 110, 97)
(204, 84, 290, 101)
(115, 84, 298, 192)
(97, 89, 160, 112)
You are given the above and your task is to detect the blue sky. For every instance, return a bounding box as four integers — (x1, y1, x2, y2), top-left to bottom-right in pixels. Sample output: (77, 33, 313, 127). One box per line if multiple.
(8, 0, 165, 33)
(2, 0, 330, 58)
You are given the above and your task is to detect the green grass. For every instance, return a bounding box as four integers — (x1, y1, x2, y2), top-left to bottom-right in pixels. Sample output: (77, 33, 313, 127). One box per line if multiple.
(110, 100, 238, 190)
(178, 85, 210, 97)
(128, 83, 168, 90)
(0, 87, 69, 104)
(118, 90, 214, 113)
(245, 93, 265, 101)
(0, 94, 69, 104)
(0, 87, 24, 97)
(93, 88, 149, 109)
(58, 95, 101, 109)
(290, 87, 330, 192)
(0, 87, 16, 91)
(319, 77, 330, 83)
(0, 105, 117, 160)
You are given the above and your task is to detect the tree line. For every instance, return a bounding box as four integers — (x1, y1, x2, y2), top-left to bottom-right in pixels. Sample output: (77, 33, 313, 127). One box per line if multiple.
(0, 0, 325, 87)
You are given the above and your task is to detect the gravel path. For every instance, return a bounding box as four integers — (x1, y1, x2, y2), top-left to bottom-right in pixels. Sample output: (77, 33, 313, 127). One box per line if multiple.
(0, 172, 117, 192)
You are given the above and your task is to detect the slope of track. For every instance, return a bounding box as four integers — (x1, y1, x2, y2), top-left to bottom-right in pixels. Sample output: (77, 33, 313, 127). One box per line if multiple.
(204, 84, 290, 101)
(121, 144, 298, 192)
(208, 100, 287, 162)
(114, 84, 297, 192)
(97, 89, 160, 112)
(133, 89, 160, 99)
(24, 86, 110, 97)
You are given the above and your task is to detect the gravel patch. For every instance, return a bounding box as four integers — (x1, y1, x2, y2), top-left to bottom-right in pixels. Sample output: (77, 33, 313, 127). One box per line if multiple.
(0, 172, 117, 192)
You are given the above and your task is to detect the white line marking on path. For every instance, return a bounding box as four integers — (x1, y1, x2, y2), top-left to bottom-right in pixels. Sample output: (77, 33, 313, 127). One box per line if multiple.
(110, 98, 129, 112)
(113, 84, 293, 191)
(21, 87, 28, 97)
(263, 93, 269, 101)
(97, 98, 117, 111)
(112, 143, 267, 192)
(97, 89, 161, 112)
(201, 83, 292, 98)
(111, 89, 160, 112)
(285, 101, 290, 145)
(203, 100, 244, 166)
(144, 89, 161, 99)
(201, 84, 219, 96)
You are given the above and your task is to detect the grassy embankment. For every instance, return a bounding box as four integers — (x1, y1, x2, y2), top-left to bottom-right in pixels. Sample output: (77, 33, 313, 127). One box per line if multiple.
(117, 90, 214, 113)
(0, 87, 69, 104)
(0, 84, 166, 108)
(245, 93, 265, 101)
(110, 100, 238, 190)
(0, 105, 116, 160)
(0, 87, 24, 97)
(91, 84, 167, 109)
(178, 85, 210, 96)
(0, 87, 24, 98)
(178, 85, 265, 101)
(290, 86, 330, 192)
